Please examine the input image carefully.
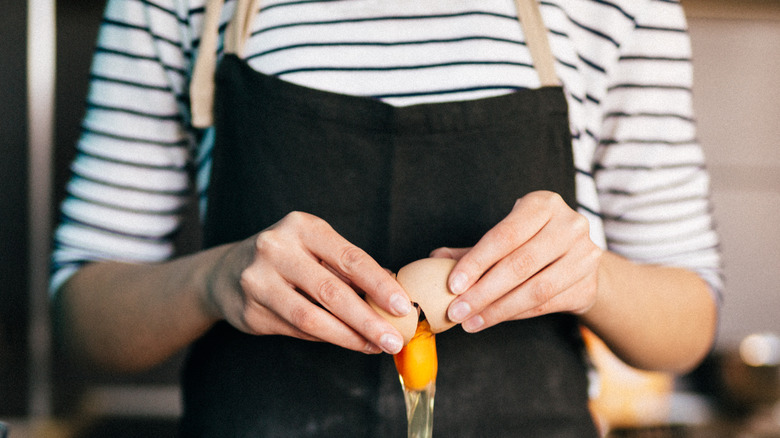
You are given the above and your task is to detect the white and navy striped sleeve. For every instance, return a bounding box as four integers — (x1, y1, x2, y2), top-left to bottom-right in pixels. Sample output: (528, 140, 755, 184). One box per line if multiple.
(50, 0, 197, 293)
(593, 0, 723, 299)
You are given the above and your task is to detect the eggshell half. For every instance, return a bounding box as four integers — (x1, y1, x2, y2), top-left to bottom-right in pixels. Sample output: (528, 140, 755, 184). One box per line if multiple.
(366, 294, 418, 345)
(396, 258, 458, 334)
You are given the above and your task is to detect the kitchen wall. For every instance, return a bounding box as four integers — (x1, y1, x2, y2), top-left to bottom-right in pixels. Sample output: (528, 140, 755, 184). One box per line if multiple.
(685, 0, 780, 349)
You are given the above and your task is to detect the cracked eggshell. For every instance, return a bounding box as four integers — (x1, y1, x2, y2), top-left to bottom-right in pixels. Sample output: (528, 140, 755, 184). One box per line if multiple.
(396, 258, 458, 334)
(366, 275, 418, 345)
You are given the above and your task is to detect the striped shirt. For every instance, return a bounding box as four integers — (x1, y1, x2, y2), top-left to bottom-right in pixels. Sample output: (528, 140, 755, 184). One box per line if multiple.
(51, 0, 723, 300)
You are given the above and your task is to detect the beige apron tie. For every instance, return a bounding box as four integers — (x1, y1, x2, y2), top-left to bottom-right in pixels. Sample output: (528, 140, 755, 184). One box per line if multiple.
(190, 0, 261, 127)
(190, 0, 558, 128)
(515, 0, 560, 87)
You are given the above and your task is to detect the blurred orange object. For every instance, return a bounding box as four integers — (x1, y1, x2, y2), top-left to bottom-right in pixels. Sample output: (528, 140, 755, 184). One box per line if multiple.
(581, 327, 675, 432)
(394, 320, 438, 391)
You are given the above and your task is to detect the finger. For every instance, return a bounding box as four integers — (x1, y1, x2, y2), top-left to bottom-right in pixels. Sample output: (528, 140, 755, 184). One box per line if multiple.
(292, 261, 405, 353)
(459, 246, 599, 333)
(303, 218, 413, 317)
(242, 304, 322, 342)
(252, 273, 385, 354)
(448, 194, 559, 295)
(320, 259, 358, 292)
(262, 214, 407, 353)
(446, 215, 571, 324)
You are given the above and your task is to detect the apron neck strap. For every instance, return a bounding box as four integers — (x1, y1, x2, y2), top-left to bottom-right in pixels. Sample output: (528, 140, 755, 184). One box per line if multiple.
(190, 0, 558, 128)
(514, 0, 560, 87)
(225, 0, 263, 56)
(191, 0, 262, 127)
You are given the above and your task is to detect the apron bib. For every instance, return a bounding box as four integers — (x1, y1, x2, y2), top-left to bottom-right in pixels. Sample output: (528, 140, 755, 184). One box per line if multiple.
(181, 1, 598, 436)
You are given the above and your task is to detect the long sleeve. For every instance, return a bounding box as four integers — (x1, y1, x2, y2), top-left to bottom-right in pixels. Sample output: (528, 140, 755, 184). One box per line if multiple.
(51, 0, 197, 293)
(593, 0, 722, 300)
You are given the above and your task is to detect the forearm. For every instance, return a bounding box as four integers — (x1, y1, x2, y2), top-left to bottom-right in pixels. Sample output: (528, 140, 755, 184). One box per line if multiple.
(53, 244, 231, 373)
(579, 251, 718, 374)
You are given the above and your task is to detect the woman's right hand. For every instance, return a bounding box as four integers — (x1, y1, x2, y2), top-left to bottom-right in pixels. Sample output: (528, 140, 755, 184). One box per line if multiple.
(204, 211, 412, 355)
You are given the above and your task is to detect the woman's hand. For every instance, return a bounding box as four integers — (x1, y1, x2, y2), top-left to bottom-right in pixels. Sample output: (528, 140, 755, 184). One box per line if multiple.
(431, 191, 603, 333)
(205, 211, 412, 354)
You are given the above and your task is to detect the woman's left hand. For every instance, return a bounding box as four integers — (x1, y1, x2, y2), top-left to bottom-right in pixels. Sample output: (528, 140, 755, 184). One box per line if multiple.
(431, 190, 603, 333)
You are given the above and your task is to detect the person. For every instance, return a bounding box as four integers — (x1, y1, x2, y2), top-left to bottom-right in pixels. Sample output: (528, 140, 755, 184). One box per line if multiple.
(51, 0, 722, 436)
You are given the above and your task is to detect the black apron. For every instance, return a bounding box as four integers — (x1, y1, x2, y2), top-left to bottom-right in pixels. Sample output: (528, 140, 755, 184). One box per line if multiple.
(181, 2, 598, 437)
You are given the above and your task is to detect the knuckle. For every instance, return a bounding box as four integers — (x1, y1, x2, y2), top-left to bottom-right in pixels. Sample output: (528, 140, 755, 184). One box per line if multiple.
(508, 250, 535, 278)
(285, 210, 330, 235)
(586, 245, 603, 267)
(283, 210, 310, 227)
(526, 191, 563, 214)
(569, 213, 590, 236)
(528, 190, 557, 204)
(238, 266, 264, 300)
(238, 268, 255, 292)
(254, 229, 283, 255)
(290, 304, 317, 333)
(279, 211, 323, 236)
(542, 190, 564, 204)
(493, 222, 518, 244)
(530, 278, 556, 308)
(316, 277, 345, 306)
(337, 245, 368, 275)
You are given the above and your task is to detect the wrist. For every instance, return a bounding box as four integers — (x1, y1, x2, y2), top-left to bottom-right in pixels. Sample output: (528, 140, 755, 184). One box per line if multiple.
(190, 243, 236, 324)
(577, 252, 627, 344)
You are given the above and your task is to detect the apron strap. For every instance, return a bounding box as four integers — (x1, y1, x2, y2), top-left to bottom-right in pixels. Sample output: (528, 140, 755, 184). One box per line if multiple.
(225, 0, 263, 57)
(190, 0, 223, 128)
(190, 0, 558, 127)
(514, 0, 560, 87)
(191, 0, 262, 127)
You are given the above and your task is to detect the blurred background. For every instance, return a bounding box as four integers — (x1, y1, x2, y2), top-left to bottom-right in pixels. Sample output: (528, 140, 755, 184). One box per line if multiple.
(1, 0, 779, 436)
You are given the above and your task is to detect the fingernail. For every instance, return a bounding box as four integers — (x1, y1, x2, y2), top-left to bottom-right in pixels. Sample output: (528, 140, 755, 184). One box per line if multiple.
(380, 333, 403, 355)
(389, 293, 413, 316)
(365, 343, 382, 354)
(450, 272, 468, 295)
(462, 315, 484, 333)
(448, 301, 471, 323)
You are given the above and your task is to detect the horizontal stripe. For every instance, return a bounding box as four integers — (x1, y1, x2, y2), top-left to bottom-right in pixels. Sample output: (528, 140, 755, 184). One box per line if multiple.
(273, 60, 535, 75)
(67, 172, 190, 197)
(94, 48, 188, 76)
(90, 73, 173, 92)
(249, 35, 527, 60)
(59, 212, 181, 241)
(85, 102, 183, 121)
(80, 126, 189, 147)
(253, 11, 519, 36)
(67, 178, 189, 213)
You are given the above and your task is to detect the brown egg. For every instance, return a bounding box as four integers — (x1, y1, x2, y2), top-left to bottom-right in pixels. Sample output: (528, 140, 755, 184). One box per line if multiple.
(366, 290, 418, 345)
(367, 258, 459, 345)
(397, 258, 458, 335)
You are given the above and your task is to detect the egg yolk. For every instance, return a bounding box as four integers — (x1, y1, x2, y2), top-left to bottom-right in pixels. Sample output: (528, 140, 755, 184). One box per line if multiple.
(394, 319, 438, 391)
